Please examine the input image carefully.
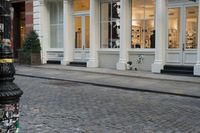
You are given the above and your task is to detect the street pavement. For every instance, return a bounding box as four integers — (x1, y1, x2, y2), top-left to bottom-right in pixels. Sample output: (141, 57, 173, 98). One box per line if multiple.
(15, 75, 200, 133)
(15, 65, 200, 98)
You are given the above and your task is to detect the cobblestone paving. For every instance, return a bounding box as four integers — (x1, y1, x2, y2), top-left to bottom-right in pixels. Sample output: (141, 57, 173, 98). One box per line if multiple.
(15, 76, 200, 133)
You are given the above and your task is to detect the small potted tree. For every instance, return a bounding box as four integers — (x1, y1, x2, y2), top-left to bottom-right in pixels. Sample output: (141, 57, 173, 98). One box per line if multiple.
(18, 30, 41, 65)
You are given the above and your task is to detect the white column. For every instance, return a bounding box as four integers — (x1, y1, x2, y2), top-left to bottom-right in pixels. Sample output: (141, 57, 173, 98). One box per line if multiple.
(194, 1, 200, 75)
(87, 0, 100, 67)
(40, 0, 49, 64)
(116, 0, 131, 70)
(151, 0, 167, 73)
(61, 0, 73, 65)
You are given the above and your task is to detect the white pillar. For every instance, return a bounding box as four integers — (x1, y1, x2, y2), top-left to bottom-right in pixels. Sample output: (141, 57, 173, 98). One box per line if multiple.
(61, 0, 73, 65)
(40, 0, 49, 64)
(151, 0, 167, 73)
(87, 0, 99, 67)
(116, 0, 131, 70)
(194, 1, 200, 75)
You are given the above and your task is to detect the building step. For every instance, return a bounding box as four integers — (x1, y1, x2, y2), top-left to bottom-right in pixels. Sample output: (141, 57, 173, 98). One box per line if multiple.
(68, 62, 87, 67)
(163, 65, 193, 71)
(161, 65, 194, 76)
(47, 60, 61, 64)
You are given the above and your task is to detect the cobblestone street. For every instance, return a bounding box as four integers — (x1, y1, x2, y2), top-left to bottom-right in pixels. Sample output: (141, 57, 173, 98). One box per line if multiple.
(15, 75, 200, 133)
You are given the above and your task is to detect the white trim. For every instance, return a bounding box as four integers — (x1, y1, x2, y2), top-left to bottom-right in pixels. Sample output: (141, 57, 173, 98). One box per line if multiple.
(128, 49, 155, 52)
(98, 49, 120, 52)
(47, 48, 64, 52)
(72, 11, 90, 16)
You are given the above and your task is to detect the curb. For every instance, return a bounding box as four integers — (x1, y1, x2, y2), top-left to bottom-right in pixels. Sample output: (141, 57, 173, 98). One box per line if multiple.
(16, 73, 200, 99)
(30, 65, 200, 84)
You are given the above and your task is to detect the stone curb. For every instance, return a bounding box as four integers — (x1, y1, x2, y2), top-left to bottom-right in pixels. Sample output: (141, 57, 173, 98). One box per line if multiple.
(16, 73, 200, 99)
(30, 65, 200, 84)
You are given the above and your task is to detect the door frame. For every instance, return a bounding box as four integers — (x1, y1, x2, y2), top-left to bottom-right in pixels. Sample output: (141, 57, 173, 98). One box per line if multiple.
(166, 2, 198, 65)
(73, 13, 90, 62)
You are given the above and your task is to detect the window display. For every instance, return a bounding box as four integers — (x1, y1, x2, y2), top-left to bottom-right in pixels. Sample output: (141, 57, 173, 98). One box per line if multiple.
(131, 0, 155, 49)
(100, 0, 120, 48)
(168, 6, 198, 49)
(168, 8, 180, 49)
(185, 7, 198, 49)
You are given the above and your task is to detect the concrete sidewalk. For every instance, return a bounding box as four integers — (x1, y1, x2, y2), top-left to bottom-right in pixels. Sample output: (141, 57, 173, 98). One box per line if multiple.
(15, 64, 200, 98)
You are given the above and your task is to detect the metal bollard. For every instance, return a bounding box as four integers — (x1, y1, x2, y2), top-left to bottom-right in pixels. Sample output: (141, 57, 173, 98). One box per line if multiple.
(0, 44, 23, 133)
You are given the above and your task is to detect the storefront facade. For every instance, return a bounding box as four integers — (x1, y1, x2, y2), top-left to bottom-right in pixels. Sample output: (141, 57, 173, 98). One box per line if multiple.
(34, 0, 200, 75)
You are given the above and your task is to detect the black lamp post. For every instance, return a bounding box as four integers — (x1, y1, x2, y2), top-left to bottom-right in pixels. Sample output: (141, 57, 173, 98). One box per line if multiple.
(0, 44, 23, 133)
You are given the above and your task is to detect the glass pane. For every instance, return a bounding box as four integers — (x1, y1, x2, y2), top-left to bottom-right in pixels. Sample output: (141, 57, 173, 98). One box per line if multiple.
(101, 3, 109, 22)
(112, 21, 120, 48)
(132, 0, 145, 20)
(49, 1, 63, 48)
(101, 22, 109, 48)
(185, 6, 198, 49)
(145, 0, 155, 19)
(168, 8, 180, 49)
(20, 11, 25, 48)
(145, 20, 155, 48)
(112, 1, 120, 20)
(58, 24, 63, 48)
(131, 21, 145, 48)
(85, 16, 90, 48)
(74, 16, 82, 48)
(73, 0, 90, 12)
(100, 1, 120, 49)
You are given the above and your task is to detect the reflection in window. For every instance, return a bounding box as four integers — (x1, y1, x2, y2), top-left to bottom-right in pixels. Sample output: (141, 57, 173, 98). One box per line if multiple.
(73, 0, 90, 12)
(168, 8, 180, 49)
(85, 16, 90, 48)
(185, 6, 198, 49)
(74, 17, 82, 48)
(100, 1, 120, 48)
(49, 1, 63, 48)
(131, 0, 155, 48)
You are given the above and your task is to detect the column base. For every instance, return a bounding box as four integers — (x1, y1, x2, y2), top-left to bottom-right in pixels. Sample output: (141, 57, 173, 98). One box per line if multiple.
(116, 62, 127, 70)
(61, 60, 71, 65)
(194, 64, 200, 76)
(41, 58, 47, 64)
(87, 60, 98, 68)
(151, 62, 163, 73)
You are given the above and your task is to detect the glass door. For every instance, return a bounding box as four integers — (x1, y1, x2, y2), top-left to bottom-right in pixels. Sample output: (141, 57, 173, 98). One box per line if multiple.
(185, 6, 198, 50)
(74, 15, 90, 61)
(167, 5, 198, 65)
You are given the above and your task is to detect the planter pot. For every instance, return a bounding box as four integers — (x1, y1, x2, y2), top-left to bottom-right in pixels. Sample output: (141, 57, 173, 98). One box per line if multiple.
(30, 53, 41, 65)
(18, 51, 41, 65)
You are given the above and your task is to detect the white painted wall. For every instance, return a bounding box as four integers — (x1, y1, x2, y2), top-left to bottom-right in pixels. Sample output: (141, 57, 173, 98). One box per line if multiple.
(33, 0, 41, 36)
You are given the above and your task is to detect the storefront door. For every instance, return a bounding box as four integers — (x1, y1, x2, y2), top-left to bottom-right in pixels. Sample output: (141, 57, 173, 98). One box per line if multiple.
(74, 15, 90, 62)
(166, 4, 198, 65)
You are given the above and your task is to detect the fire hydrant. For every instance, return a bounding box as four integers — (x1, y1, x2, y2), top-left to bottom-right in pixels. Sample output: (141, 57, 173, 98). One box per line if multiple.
(0, 44, 23, 133)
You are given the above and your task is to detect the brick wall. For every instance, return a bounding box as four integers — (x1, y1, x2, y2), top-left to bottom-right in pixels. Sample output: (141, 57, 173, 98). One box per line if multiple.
(25, 0, 33, 34)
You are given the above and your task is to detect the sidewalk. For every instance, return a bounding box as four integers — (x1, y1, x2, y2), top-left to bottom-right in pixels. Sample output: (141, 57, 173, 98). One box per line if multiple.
(15, 64, 200, 98)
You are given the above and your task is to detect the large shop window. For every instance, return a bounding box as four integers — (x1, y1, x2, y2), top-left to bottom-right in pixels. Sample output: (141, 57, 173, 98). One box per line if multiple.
(100, 0, 120, 48)
(49, 1, 63, 49)
(131, 0, 155, 49)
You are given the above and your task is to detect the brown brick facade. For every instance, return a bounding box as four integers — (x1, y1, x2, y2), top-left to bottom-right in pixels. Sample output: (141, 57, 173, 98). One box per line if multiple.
(25, 0, 33, 34)
(11, 0, 33, 58)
